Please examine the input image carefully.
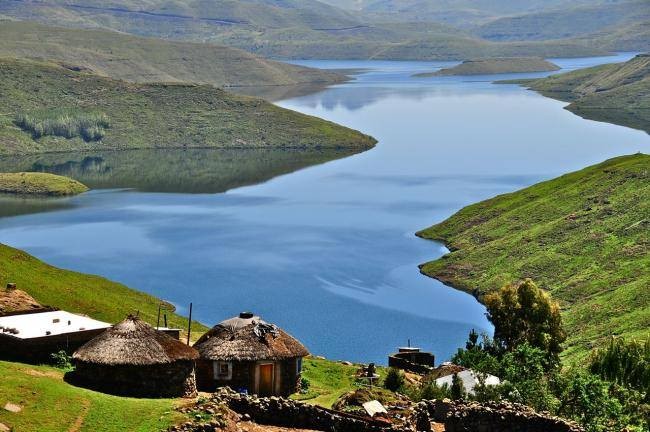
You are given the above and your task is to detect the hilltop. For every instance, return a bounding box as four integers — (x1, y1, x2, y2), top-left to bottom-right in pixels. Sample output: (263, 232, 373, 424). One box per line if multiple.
(0, 172, 88, 196)
(515, 54, 650, 134)
(0, 21, 345, 88)
(0, 58, 376, 155)
(416, 57, 559, 77)
(0, 1, 612, 60)
(417, 154, 650, 361)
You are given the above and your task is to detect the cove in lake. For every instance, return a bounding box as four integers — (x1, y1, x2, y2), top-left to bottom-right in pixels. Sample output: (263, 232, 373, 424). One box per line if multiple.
(0, 53, 647, 364)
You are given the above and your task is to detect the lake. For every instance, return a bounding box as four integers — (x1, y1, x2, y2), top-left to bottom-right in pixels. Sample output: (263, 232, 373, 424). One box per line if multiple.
(0, 53, 647, 364)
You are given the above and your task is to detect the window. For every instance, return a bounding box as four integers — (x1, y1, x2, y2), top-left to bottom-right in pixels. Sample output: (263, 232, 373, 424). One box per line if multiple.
(296, 358, 303, 375)
(213, 361, 232, 380)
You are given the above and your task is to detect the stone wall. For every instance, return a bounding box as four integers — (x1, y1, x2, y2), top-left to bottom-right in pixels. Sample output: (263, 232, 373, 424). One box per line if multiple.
(71, 360, 197, 398)
(415, 399, 585, 432)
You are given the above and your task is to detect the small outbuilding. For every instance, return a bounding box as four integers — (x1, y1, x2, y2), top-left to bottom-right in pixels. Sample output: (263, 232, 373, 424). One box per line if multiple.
(72, 315, 199, 398)
(194, 312, 309, 396)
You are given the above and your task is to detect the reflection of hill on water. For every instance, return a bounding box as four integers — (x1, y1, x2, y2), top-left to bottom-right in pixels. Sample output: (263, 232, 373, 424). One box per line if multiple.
(0, 148, 363, 194)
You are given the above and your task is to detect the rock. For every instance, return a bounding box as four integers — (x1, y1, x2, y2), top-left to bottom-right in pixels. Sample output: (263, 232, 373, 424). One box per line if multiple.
(0, 423, 10, 432)
(3, 402, 22, 413)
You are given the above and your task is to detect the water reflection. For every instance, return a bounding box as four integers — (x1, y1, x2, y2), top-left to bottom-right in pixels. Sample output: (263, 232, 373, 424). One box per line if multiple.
(0, 148, 363, 194)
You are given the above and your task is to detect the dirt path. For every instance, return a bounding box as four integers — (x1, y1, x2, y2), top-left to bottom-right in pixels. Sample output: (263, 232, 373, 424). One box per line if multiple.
(68, 399, 91, 432)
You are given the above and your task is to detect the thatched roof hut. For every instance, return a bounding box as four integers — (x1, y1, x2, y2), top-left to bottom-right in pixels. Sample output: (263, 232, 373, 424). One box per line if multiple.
(195, 313, 309, 361)
(194, 313, 309, 396)
(72, 315, 199, 397)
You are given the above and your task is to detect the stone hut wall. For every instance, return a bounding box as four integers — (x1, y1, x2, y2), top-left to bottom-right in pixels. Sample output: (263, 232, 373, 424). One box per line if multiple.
(196, 359, 254, 393)
(73, 360, 197, 398)
(279, 357, 300, 396)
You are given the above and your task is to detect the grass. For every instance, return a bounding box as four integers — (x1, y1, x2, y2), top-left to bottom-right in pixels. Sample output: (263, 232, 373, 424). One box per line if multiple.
(516, 54, 650, 134)
(294, 357, 392, 408)
(0, 57, 376, 156)
(0, 172, 88, 196)
(0, 242, 208, 337)
(417, 154, 650, 363)
(0, 360, 186, 432)
(15, 109, 109, 141)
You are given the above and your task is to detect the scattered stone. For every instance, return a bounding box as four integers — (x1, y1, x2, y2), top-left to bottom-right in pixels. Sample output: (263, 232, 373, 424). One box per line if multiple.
(3, 402, 22, 413)
(0, 422, 10, 432)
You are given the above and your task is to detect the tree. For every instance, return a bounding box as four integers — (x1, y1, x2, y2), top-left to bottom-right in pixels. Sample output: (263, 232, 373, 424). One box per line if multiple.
(384, 367, 405, 392)
(484, 278, 566, 364)
(450, 373, 466, 400)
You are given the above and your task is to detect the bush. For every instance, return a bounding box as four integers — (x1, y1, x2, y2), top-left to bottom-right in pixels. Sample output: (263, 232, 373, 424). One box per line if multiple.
(589, 337, 649, 396)
(450, 373, 466, 400)
(300, 377, 311, 394)
(15, 109, 110, 142)
(383, 367, 405, 392)
(50, 350, 72, 370)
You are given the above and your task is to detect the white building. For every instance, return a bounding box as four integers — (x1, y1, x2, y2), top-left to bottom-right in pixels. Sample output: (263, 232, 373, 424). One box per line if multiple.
(435, 369, 501, 395)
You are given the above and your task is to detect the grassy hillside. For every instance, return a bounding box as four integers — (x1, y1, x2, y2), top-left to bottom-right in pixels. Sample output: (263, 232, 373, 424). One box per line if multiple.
(0, 21, 345, 88)
(517, 54, 650, 134)
(0, 3, 610, 60)
(417, 154, 650, 362)
(0, 172, 88, 196)
(0, 58, 376, 155)
(0, 361, 184, 432)
(416, 57, 559, 77)
(0, 242, 207, 334)
(474, 1, 650, 43)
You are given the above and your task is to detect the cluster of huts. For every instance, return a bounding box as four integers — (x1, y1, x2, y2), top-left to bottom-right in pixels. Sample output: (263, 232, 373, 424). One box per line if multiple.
(0, 291, 309, 398)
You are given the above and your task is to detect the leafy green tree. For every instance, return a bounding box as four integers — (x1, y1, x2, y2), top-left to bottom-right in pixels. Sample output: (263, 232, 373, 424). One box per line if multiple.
(484, 278, 566, 364)
(589, 337, 650, 396)
(450, 373, 466, 400)
(384, 367, 405, 392)
(555, 370, 623, 432)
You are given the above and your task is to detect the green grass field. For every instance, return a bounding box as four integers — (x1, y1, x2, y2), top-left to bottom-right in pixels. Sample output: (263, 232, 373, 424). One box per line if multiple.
(0, 58, 376, 156)
(0, 360, 186, 432)
(417, 154, 649, 363)
(0, 172, 88, 196)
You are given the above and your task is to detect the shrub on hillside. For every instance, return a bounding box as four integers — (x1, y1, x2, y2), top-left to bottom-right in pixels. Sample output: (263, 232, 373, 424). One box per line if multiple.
(383, 367, 405, 392)
(15, 109, 109, 142)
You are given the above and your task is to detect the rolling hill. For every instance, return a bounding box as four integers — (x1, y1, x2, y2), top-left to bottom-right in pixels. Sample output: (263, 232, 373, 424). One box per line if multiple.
(0, 20, 345, 88)
(417, 154, 650, 362)
(0, 58, 376, 155)
(516, 54, 650, 134)
(0, 1, 610, 60)
(415, 57, 559, 76)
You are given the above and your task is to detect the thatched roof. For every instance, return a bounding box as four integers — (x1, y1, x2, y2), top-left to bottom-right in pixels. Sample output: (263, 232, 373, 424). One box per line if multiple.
(194, 313, 309, 361)
(0, 288, 51, 316)
(73, 315, 198, 366)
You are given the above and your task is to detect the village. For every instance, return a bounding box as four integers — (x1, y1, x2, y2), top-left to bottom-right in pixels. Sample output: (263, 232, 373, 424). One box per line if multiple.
(0, 282, 587, 432)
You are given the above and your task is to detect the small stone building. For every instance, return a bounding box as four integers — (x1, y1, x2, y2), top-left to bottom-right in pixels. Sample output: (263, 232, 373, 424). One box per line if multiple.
(72, 315, 199, 398)
(194, 312, 309, 396)
(0, 309, 110, 363)
(388, 346, 435, 374)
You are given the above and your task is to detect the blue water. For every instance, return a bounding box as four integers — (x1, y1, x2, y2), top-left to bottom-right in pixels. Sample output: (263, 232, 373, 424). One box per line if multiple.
(0, 53, 647, 364)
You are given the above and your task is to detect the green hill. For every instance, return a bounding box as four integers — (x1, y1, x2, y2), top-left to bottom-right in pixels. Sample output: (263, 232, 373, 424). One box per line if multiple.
(417, 154, 650, 362)
(0, 58, 376, 155)
(416, 57, 559, 76)
(474, 1, 650, 43)
(516, 54, 650, 134)
(0, 2, 609, 60)
(0, 21, 345, 88)
(0, 172, 88, 196)
(0, 243, 206, 335)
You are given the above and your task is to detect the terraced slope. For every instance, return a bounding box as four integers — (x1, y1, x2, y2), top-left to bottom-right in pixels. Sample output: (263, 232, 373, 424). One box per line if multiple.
(417, 154, 650, 362)
(0, 58, 376, 155)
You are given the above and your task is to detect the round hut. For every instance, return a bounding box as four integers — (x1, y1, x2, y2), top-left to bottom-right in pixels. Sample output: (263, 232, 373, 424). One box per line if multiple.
(72, 315, 199, 397)
(194, 312, 309, 396)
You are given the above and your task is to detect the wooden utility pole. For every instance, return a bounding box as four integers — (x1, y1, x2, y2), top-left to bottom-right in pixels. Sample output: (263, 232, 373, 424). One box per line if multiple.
(186, 302, 193, 345)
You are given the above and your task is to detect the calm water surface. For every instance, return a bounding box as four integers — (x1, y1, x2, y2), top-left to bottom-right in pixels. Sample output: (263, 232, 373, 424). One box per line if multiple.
(1, 53, 647, 363)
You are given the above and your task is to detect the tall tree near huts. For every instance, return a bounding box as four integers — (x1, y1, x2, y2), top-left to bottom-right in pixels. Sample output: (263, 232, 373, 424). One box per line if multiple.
(484, 279, 566, 365)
